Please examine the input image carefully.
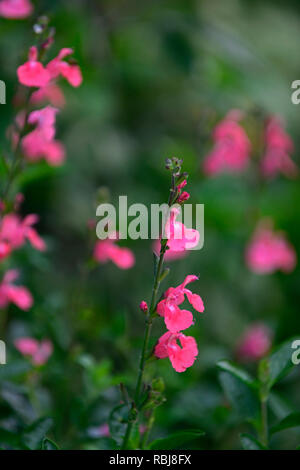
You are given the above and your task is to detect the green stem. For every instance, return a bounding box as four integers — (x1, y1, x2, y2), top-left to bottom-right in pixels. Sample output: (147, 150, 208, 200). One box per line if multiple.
(141, 409, 155, 449)
(260, 398, 268, 447)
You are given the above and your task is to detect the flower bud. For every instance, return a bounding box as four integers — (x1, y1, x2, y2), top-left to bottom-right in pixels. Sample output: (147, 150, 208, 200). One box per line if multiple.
(139, 301, 148, 313)
(178, 191, 190, 203)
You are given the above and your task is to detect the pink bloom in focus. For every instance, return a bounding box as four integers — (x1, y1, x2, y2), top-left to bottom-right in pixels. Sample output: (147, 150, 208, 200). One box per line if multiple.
(0, 213, 46, 252)
(15, 337, 53, 365)
(94, 234, 135, 270)
(261, 116, 298, 179)
(0, 270, 33, 311)
(153, 239, 187, 261)
(236, 324, 272, 361)
(164, 207, 200, 252)
(0, 0, 33, 19)
(47, 48, 83, 87)
(157, 275, 204, 333)
(17, 46, 50, 88)
(203, 110, 251, 176)
(246, 221, 297, 274)
(155, 331, 198, 372)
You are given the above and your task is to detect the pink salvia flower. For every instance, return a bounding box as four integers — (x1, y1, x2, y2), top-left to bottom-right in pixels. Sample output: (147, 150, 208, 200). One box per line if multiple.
(177, 191, 190, 204)
(236, 324, 272, 361)
(177, 179, 187, 192)
(94, 235, 135, 270)
(164, 207, 200, 252)
(157, 275, 204, 333)
(15, 337, 53, 365)
(261, 116, 298, 179)
(0, 213, 46, 252)
(0, 270, 33, 311)
(153, 239, 187, 261)
(155, 331, 198, 372)
(47, 48, 83, 87)
(21, 106, 65, 166)
(17, 46, 50, 87)
(203, 110, 251, 176)
(0, 0, 33, 19)
(31, 83, 66, 108)
(246, 221, 297, 274)
(0, 241, 11, 260)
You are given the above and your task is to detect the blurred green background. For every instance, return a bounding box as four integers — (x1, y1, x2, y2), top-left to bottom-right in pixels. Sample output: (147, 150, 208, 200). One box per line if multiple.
(0, 0, 299, 450)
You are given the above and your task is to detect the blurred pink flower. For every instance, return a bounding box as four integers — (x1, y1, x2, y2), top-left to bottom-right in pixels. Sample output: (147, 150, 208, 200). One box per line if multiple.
(0, 0, 33, 19)
(203, 110, 251, 176)
(31, 83, 66, 108)
(22, 106, 65, 166)
(94, 235, 135, 270)
(0, 213, 46, 252)
(0, 270, 33, 311)
(17, 46, 50, 87)
(15, 337, 53, 365)
(0, 241, 11, 261)
(47, 48, 83, 87)
(246, 221, 297, 274)
(155, 331, 198, 372)
(157, 275, 204, 333)
(261, 116, 298, 179)
(236, 324, 272, 361)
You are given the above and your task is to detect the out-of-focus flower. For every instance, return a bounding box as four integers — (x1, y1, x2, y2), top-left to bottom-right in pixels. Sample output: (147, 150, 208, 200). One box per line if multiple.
(236, 324, 272, 361)
(17, 46, 50, 87)
(155, 331, 198, 372)
(47, 48, 83, 87)
(261, 116, 298, 179)
(203, 110, 251, 176)
(157, 275, 204, 333)
(139, 301, 148, 312)
(0, 270, 33, 311)
(0, 213, 46, 252)
(0, 241, 11, 260)
(94, 234, 135, 270)
(0, 0, 33, 19)
(15, 337, 53, 365)
(246, 220, 297, 274)
(21, 106, 65, 166)
(31, 83, 66, 108)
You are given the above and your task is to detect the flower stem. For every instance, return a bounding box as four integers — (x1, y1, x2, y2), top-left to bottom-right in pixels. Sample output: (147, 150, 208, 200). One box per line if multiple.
(260, 397, 268, 447)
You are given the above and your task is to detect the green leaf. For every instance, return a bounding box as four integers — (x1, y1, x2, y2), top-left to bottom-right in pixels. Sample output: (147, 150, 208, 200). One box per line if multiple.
(22, 418, 53, 450)
(219, 371, 260, 423)
(0, 429, 27, 450)
(217, 360, 257, 388)
(270, 413, 300, 435)
(148, 430, 205, 450)
(42, 438, 60, 450)
(267, 338, 297, 387)
(240, 433, 267, 450)
(109, 404, 130, 446)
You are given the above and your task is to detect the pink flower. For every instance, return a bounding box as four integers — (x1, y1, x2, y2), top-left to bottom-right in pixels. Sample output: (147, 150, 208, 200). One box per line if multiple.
(17, 46, 50, 88)
(0, 241, 11, 260)
(21, 106, 65, 166)
(164, 207, 200, 252)
(139, 301, 148, 312)
(157, 275, 204, 332)
(153, 239, 187, 261)
(31, 83, 66, 108)
(236, 324, 272, 361)
(155, 331, 198, 372)
(246, 221, 297, 274)
(203, 110, 251, 176)
(15, 337, 53, 365)
(177, 180, 187, 192)
(94, 235, 135, 270)
(47, 48, 83, 87)
(0, 213, 46, 252)
(0, 270, 33, 311)
(177, 191, 190, 204)
(261, 117, 298, 179)
(0, 0, 33, 19)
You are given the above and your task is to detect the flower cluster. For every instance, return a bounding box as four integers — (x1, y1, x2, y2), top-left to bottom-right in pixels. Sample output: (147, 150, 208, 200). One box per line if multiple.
(246, 220, 296, 274)
(154, 275, 204, 373)
(203, 111, 297, 179)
